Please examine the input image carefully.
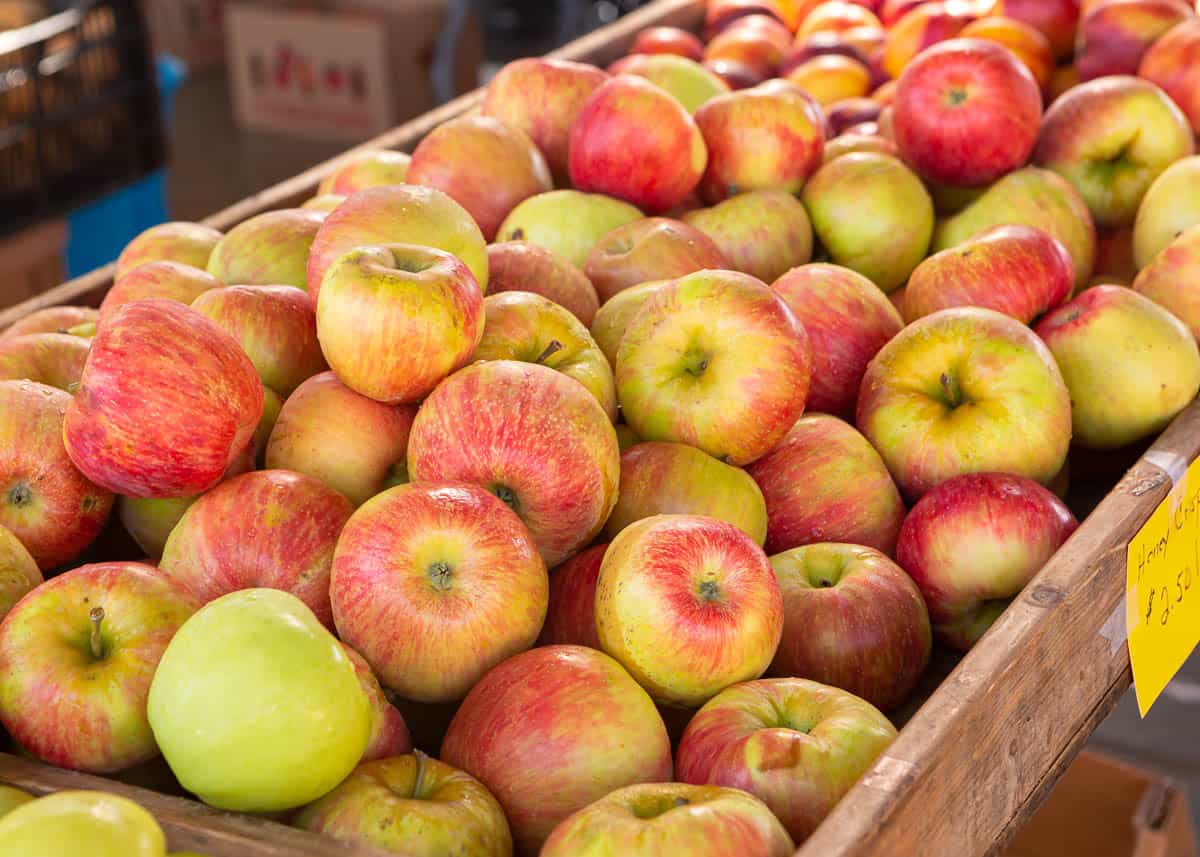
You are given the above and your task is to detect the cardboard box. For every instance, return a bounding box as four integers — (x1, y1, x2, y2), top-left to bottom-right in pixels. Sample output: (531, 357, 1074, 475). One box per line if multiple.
(145, 0, 228, 72)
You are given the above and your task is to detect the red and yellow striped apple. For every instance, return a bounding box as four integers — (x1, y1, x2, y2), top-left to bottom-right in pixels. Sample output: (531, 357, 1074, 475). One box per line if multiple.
(114, 221, 222, 279)
(0, 306, 96, 341)
(339, 644, 411, 762)
(100, 261, 221, 322)
(584, 218, 728, 304)
(486, 241, 599, 326)
(1134, 225, 1200, 339)
(959, 15, 1055, 89)
(206, 208, 326, 290)
(1138, 17, 1200, 134)
(0, 333, 89, 391)
(495, 190, 643, 269)
(608, 53, 732, 113)
(682, 189, 813, 284)
(631, 26, 707, 61)
(539, 543, 607, 649)
(317, 149, 411, 196)
(1075, 0, 1192, 80)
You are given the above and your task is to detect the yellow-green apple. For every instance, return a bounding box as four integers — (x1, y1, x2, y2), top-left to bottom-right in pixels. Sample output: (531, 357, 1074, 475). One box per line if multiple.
(1033, 76, 1195, 228)
(1, 380, 112, 568)
(990, 0, 1081, 57)
(496, 190, 643, 269)
(0, 523, 39, 621)
(440, 645, 673, 855)
(617, 270, 811, 465)
(746, 414, 905, 555)
(487, 241, 600, 326)
(904, 225, 1075, 323)
(693, 81, 824, 204)
(703, 19, 790, 79)
(316, 244, 484, 404)
(605, 442, 768, 543)
(114, 221, 222, 278)
(632, 26, 707, 61)
(771, 263, 903, 417)
(1075, 0, 1192, 80)
(539, 543, 607, 649)
(301, 193, 346, 212)
(63, 300, 263, 498)
(893, 39, 1042, 187)
(0, 305, 96, 341)
(682, 189, 813, 283)
(768, 543, 930, 710)
(295, 753, 511, 857)
(317, 148, 411, 195)
(542, 782, 794, 857)
(100, 261, 221, 322)
(482, 58, 609, 182)
(306, 184, 488, 304)
(1134, 225, 1200, 338)
(801, 153, 934, 292)
(882, 1, 975, 79)
(1035, 285, 1200, 448)
(0, 786, 31, 819)
(1132, 155, 1200, 268)
(676, 677, 896, 841)
(472, 291, 617, 420)
(824, 97, 882, 134)
(595, 514, 783, 707)
(704, 57, 767, 88)
(340, 643, 412, 761)
(858, 307, 1072, 499)
(960, 15, 1055, 89)
(148, 588, 370, 811)
(205, 208, 325, 290)
(266, 371, 416, 506)
(608, 54, 732, 113)
(1139, 17, 1200, 134)
(0, 561, 194, 772)
(590, 279, 670, 367)
(822, 131, 899, 162)
(784, 54, 873, 104)
(896, 472, 1078, 648)
(0, 333, 89, 390)
(407, 360, 619, 566)
(584, 218, 728, 304)
(933, 166, 1097, 290)
(568, 76, 706, 214)
(331, 481, 547, 703)
(0, 791, 166, 857)
(1092, 225, 1139, 284)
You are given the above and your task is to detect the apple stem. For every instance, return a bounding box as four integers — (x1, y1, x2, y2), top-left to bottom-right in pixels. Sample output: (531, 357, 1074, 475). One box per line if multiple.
(412, 748, 429, 800)
(535, 340, 563, 363)
(939, 372, 961, 408)
(674, 796, 690, 808)
(88, 607, 105, 660)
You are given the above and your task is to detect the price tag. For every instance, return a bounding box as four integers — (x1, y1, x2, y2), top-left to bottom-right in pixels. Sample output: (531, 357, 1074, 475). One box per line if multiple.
(1126, 454, 1200, 716)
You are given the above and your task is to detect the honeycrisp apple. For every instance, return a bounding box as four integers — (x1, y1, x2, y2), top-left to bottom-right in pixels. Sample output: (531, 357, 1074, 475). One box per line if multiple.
(114, 221, 222, 278)
(1132, 156, 1200, 269)
(317, 148, 411, 195)
(0, 791, 167, 857)
(486, 241, 600, 326)
(100, 261, 221, 321)
(0, 524, 39, 621)
(205, 208, 326, 290)
(0, 333, 89, 391)
(539, 543, 607, 649)
(1139, 17, 1200, 135)
(590, 279, 671, 367)
(497, 190, 644, 269)
(340, 643, 412, 762)
(682, 189, 813, 283)
(0, 305, 96, 340)
(1134, 225, 1200, 339)
(584, 218, 728, 304)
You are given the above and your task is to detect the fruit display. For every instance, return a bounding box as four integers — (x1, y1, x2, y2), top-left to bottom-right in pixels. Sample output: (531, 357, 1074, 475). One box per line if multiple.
(1, 0, 1200, 854)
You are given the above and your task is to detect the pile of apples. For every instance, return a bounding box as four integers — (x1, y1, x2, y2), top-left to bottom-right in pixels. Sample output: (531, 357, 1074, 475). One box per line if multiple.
(3, 0, 1200, 854)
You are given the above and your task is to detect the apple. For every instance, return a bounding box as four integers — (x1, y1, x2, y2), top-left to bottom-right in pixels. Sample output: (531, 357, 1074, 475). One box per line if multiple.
(407, 360, 619, 567)
(1134, 225, 1200, 338)
(472, 290, 617, 420)
(148, 588, 370, 811)
(1075, 0, 1192, 80)
(542, 782, 794, 857)
(881, 1, 975, 79)
(704, 58, 767, 89)
(1133, 156, 1200, 268)
(0, 791, 166, 857)
(769, 543, 930, 711)
(496, 190, 644, 269)
(0, 305, 96, 341)
(630, 26, 707, 61)
(880, 0, 927, 26)
(959, 15, 1055, 89)
(990, 0, 1082, 58)
(859, 307, 1072, 500)
(441, 645, 673, 855)
(703, 19, 790, 79)
(0, 786, 31, 819)
(799, 0, 883, 36)
(114, 221, 222, 278)
(609, 54, 732, 113)
(0, 332, 89, 391)
(1033, 76, 1195, 228)
(801, 152, 934, 292)
(1035, 285, 1200, 448)
(682, 189, 813, 284)
(340, 643, 412, 761)
(0, 561, 195, 772)
(933, 166, 1097, 290)
(539, 543, 607, 649)
(584, 218, 728, 304)
(266, 371, 416, 506)
(896, 472, 1078, 649)
(676, 677, 897, 842)
(617, 269, 811, 466)
(706, 0, 792, 35)
(825, 97, 882, 133)
(1048, 63, 1081, 100)
(1139, 17, 1200, 134)
(904, 225, 1075, 323)
(482, 58, 609, 182)
(1090, 225, 1139, 285)
(784, 54, 873, 104)
(317, 148, 412, 195)
(100, 261, 221, 321)
(64, 300, 263, 498)
(295, 753, 511, 857)
(822, 131, 899, 162)
(487, 241, 600, 326)
(590, 279, 671, 367)
(205, 208, 325, 290)
(301, 193, 346, 212)
(0, 523, 39, 621)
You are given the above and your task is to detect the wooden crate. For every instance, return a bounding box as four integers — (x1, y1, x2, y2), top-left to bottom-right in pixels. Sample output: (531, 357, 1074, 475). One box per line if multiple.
(0, 1, 1186, 856)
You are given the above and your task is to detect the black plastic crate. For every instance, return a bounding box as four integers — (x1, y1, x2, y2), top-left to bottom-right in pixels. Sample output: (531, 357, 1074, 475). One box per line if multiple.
(0, 0, 166, 237)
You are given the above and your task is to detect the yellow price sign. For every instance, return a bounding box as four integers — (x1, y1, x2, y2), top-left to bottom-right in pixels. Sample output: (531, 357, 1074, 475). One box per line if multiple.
(1126, 454, 1200, 716)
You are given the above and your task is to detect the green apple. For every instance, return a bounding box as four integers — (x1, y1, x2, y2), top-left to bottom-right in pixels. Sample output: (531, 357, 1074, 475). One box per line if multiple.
(1132, 155, 1200, 269)
(0, 786, 32, 819)
(147, 588, 371, 812)
(496, 190, 644, 268)
(682, 189, 813, 284)
(590, 279, 671, 368)
(0, 790, 166, 857)
(609, 53, 731, 113)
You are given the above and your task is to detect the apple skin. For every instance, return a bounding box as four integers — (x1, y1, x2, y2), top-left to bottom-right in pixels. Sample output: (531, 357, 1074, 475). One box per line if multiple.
(115, 221, 222, 279)
(295, 753, 511, 857)
(798, 1, 883, 38)
(703, 19, 790, 79)
(893, 39, 1042, 188)
(784, 54, 873, 105)
(339, 643, 412, 761)
(704, 58, 767, 89)
(609, 54, 732, 113)
(801, 153, 934, 292)
(933, 166, 1097, 291)
(306, 184, 488, 305)
(496, 190, 644, 269)
(746, 414, 906, 556)
(332, 481, 548, 703)
(63, 299, 264, 499)
(1035, 285, 1200, 448)
(539, 543, 607, 649)
(1033, 76, 1195, 228)
(0, 524, 40, 622)
(0, 333, 89, 391)
(590, 279, 671, 368)
(0, 785, 32, 819)
(824, 97, 882, 134)
(1134, 225, 1200, 339)
(0, 561, 195, 773)
(487, 241, 600, 326)
(682, 189, 813, 284)
(991, 0, 1082, 58)
(881, 1, 975, 79)
(482, 58, 610, 182)
(904, 224, 1075, 323)
(960, 15, 1055, 90)
(617, 269, 811, 466)
(896, 472, 1078, 649)
(1132, 156, 1200, 268)
(568, 76, 707, 215)
(0, 791, 166, 857)
(205, 208, 325, 290)
(676, 677, 897, 842)
(542, 782, 795, 857)
(100, 261, 222, 321)
(407, 360, 620, 567)
(302, 193, 346, 212)
(693, 81, 825, 204)
(1075, 0, 1192, 80)
(631, 26, 707, 61)
(266, 371, 416, 506)
(317, 148, 411, 195)
(1, 381, 113, 569)
(472, 291, 617, 421)
(1139, 17, 1200, 135)
(771, 263, 903, 418)
(706, 0, 793, 35)
(0, 306, 97, 341)
(605, 442, 768, 544)
(823, 132, 899, 162)
(768, 543, 931, 712)
(584, 218, 729, 304)
(858, 307, 1072, 500)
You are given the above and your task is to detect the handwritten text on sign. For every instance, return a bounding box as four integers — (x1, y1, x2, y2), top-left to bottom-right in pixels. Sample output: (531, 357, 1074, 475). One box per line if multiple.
(1126, 456, 1200, 716)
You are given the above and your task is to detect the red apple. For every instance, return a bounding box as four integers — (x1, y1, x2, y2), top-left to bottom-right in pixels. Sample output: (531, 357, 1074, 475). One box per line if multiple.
(317, 149, 411, 196)
(990, 0, 1082, 58)
(99, 261, 221, 322)
(880, 0, 927, 26)
(822, 131, 900, 162)
(584, 218, 728, 304)
(682, 189, 814, 284)
(0, 306, 97, 341)
(608, 54, 732, 114)
(1075, 0, 1192, 80)
(0, 333, 89, 391)
(825, 96, 882, 133)
(539, 543, 607, 650)
(114, 221, 222, 279)
(1139, 17, 1200, 135)
(704, 18, 790, 78)
(486, 241, 600, 326)
(630, 26, 707, 61)
(780, 32, 874, 77)
(704, 58, 768, 89)
(206, 208, 326, 290)
(339, 644, 413, 761)
(882, 1, 976, 79)
(960, 15, 1055, 90)
(784, 54, 874, 105)
(1134, 224, 1200, 338)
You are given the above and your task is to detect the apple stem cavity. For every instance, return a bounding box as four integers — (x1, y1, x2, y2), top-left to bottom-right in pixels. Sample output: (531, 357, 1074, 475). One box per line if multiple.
(939, 372, 962, 408)
(493, 485, 519, 512)
(535, 340, 564, 364)
(5, 483, 31, 508)
(698, 579, 721, 602)
(88, 607, 105, 660)
(427, 560, 454, 591)
(674, 796, 690, 808)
